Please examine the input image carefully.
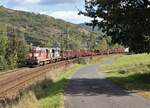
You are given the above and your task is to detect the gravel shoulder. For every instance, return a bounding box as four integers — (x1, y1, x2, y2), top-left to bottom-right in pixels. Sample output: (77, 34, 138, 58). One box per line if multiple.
(64, 61, 150, 108)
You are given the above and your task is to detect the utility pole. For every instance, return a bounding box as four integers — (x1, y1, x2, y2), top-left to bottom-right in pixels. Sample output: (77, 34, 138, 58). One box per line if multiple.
(60, 33, 63, 50)
(64, 24, 69, 67)
(66, 25, 69, 59)
(90, 32, 93, 59)
(66, 24, 69, 50)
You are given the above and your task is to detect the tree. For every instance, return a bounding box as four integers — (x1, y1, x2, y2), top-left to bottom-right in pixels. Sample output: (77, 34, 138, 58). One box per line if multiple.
(0, 23, 8, 56)
(0, 23, 8, 70)
(80, 0, 150, 53)
(98, 38, 108, 50)
(17, 34, 29, 66)
(6, 27, 28, 69)
(6, 34, 18, 69)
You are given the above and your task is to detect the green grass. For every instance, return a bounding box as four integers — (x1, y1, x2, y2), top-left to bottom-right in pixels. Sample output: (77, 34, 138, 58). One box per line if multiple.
(38, 64, 83, 108)
(90, 55, 118, 64)
(98, 54, 150, 99)
(98, 54, 150, 71)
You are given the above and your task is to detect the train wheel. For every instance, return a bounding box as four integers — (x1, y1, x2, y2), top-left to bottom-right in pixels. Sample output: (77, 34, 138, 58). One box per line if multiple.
(48, 60, 51, 64)
(42, 62, 45, 66)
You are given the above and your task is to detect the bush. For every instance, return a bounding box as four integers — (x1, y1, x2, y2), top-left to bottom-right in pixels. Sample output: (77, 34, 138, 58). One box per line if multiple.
(0, 55, 7, 71)
(78, 58, 89, 65)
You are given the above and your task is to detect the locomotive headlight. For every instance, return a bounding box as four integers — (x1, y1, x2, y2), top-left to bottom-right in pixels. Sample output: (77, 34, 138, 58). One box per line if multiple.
(34, 53, 39, 57)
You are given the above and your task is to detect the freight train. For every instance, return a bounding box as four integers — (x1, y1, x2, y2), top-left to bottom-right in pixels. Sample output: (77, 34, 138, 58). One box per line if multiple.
(26, 47, 127, 66)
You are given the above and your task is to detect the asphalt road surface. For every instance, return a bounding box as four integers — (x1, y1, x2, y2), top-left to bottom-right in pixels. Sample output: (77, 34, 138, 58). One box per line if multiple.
(65, 61, 150, 108)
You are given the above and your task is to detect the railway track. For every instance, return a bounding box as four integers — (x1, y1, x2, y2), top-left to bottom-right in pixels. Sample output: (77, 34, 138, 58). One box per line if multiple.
(0, 68, 29, 78)
(0, 59, 76, 103)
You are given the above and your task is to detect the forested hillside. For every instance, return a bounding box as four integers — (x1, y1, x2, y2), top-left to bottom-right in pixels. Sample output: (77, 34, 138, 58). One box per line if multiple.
(79, 23, 105, 37)
(79, 23, 100, 33)
(0, 6, 123, 71)
(0, 6, 94, 49)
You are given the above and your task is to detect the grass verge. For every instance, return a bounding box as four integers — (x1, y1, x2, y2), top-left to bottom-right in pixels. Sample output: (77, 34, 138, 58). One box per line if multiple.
(98, 54, 150, 99)
(38, 64, 83, 108)
(89, 55, 119, 64)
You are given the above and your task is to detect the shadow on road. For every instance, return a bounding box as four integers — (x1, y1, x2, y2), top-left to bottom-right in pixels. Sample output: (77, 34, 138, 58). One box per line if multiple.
(23, 77, 133, 101)
(65, 78, 134, 97)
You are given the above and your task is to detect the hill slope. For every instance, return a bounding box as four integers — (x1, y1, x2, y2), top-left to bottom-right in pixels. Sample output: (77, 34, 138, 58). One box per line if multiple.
(0, 6, 90, 49)
(79, 23, 105, 35)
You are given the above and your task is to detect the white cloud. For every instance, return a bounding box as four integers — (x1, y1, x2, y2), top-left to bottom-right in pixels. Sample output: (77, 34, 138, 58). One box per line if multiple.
(5, 0, 81, 5)
(11, 6, 29, 11)
(6, 0, 41, 5)
(40, 0, 81, 5)
(40, 11, 48, 15)
(48, 11, 91, 24)
(25, 0, 41, 4)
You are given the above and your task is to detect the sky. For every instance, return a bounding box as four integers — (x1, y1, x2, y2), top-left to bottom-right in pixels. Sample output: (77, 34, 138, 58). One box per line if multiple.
(0, 0, 92, 24)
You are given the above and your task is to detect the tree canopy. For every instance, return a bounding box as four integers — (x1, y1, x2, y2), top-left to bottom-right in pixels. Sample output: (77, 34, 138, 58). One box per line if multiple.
(80, 0, 150, 53)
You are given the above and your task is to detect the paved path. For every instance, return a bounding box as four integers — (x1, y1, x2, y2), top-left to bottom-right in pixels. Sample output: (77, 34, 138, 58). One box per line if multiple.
(64, 61, 150, 108)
